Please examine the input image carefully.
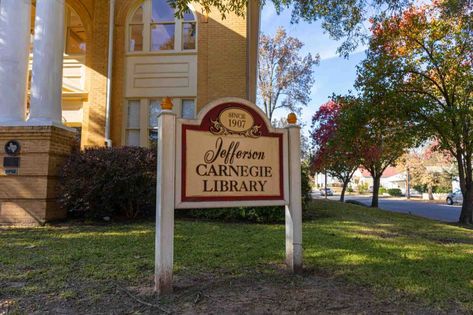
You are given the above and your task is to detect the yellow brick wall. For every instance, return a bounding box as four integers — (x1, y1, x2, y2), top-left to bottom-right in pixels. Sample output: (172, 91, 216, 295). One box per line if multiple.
(0, 126, 76, 225)
(70, 0, 249, 147)
(196, 6, 248, 111)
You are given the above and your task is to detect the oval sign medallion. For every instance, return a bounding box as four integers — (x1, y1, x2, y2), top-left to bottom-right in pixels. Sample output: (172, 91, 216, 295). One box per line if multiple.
(219, 108, 254, 133)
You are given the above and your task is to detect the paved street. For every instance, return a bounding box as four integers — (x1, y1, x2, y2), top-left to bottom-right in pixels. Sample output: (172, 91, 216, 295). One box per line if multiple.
(312, 193, 461, 222)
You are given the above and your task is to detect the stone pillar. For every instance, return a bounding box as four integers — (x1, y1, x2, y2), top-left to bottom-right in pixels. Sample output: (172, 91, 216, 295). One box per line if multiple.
(155, 99, 176, 295)
(29, 0, 65, 125)
(285, 113, 303, 273)
(0, 126, 76, 225)
(0, 0, 31, 124)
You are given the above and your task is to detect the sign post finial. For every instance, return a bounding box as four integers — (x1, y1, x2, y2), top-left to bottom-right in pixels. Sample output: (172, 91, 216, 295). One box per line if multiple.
(161, 97, 174, 110)
(287, 112, 297, 125)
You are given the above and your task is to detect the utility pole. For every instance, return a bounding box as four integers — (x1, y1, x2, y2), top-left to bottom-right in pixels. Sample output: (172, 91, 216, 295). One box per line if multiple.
(406, 166, 411, 199)
(324, 169, 328, 199)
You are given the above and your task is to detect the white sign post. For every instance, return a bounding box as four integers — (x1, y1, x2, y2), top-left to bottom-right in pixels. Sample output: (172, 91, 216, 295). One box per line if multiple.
(286, 123, 303, 273)
(154, 104, 176, 294)
(155, 97, 302, 294)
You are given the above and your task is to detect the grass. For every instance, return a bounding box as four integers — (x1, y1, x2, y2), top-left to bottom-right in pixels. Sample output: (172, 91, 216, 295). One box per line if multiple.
(1, 200, 473, 312)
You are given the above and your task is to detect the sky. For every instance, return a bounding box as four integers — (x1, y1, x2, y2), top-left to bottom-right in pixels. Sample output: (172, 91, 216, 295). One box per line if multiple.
(260, 4, 367, 134)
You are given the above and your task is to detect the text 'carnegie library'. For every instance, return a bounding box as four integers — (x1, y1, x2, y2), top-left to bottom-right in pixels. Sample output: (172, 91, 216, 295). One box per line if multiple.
(196, 137, 273, 193)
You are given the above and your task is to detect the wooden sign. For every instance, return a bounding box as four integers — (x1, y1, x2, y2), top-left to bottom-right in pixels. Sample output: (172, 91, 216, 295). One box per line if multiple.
(155, 98, 301, 295)
(176, 102, 288, 208)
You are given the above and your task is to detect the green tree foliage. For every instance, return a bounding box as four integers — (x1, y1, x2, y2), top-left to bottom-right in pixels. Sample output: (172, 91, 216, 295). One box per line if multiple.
(399, 148, 455, 200)
(171, 0, 416, 56)
(335, 94, 421, 207)
(357, 1, 473, 223)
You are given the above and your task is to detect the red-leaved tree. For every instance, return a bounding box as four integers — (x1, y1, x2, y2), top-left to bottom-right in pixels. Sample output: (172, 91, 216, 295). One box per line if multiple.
(311, 100, 360, 202)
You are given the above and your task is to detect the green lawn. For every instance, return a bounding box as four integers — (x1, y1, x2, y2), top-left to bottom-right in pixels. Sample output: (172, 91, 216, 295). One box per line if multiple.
(1, 200, 472, 312)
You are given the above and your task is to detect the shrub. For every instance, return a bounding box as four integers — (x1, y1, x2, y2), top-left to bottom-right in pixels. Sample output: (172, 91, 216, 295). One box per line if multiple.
(347, 186, 354, 193)
(379, 187, 387, 194)
(357, 182, 369, 194)
(301, 161, 312, 208)
(58, 147, 156, 219)
(178, 206, 286, 223)
(387, 188, 402, 197)
(433, 186, 451, 193)
(59, 146, 311, 224)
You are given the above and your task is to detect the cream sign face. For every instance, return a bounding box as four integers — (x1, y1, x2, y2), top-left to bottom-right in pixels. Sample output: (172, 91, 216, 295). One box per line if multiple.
(176, 102, 287, 207)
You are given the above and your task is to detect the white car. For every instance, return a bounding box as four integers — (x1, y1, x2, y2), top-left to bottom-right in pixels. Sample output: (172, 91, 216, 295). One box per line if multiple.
(446, 189, 463, 205)
(320, 188, 334, 196)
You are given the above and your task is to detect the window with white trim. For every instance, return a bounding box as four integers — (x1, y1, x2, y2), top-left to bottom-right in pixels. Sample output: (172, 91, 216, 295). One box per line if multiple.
(128, 0, 197, 53)
(125, 98, 196, 147)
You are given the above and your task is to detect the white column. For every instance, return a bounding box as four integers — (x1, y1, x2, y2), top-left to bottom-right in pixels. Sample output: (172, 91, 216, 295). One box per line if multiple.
(29, 0, 65, 125)
(285, 123, 303, 273)
(155, 110, 176, 295)
(0, 0, 31, 124)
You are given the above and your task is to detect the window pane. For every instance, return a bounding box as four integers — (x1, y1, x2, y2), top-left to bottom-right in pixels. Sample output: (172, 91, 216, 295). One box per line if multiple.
(151, 24, 175, 50)
(183, 10, 195, 21)
(126, 130, 141, 146)
(131, 5, 143, 23)
(182, 22, 196, 50)
(182, 99, 195, 119)
(151, 0, 175, 22)
(149, 99, 161, 128)
(127, 100, 140, 128)
(129, 25, 144, 52)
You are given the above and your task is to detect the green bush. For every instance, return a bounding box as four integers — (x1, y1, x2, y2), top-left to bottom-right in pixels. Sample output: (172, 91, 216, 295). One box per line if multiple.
(301, 161, 312, 208)
(387, 188, 403, 196)
(58, 147, 156, 220)
(413, 185, 426, 193)
(433, 186, 451, 193)
(357, 182, 369, 194)
(58, 146, 312, 224)
(347, 186, 354, 193)
(379, 187, 387, 194)
(177, 206, 285, 223)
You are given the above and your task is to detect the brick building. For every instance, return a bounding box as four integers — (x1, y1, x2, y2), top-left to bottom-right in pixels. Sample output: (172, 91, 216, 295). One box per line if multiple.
(0, 0, 260, 224)
(0, 0, 260, 147)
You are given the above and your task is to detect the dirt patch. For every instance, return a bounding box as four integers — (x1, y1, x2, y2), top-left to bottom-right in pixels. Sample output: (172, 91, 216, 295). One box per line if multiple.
(4, 266, 466, 314)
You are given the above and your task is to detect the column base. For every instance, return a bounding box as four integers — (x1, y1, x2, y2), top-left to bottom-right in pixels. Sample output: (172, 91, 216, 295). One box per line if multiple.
(0, 126, 76, 225)
(27, 118, 74, 131)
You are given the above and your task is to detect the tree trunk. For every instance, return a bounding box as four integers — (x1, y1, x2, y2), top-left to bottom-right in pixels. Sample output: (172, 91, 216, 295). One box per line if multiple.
(371, 175, 381, 208)
(459, 180, 473, 224)
(427, 185, 434, 200)
(456, 150, 473, 224)
(340, 180, 349, 202)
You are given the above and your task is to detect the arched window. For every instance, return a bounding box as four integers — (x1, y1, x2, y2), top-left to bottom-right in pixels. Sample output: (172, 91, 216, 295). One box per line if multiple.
(128, 0, 197, 53)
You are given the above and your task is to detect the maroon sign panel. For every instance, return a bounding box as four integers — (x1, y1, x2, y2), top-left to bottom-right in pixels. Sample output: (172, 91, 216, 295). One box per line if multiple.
(180, 102, 285, 203)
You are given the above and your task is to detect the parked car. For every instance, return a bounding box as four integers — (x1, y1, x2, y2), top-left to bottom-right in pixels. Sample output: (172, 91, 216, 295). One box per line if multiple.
(446, 189, 463, 205)
(320, 188, 334, 196)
